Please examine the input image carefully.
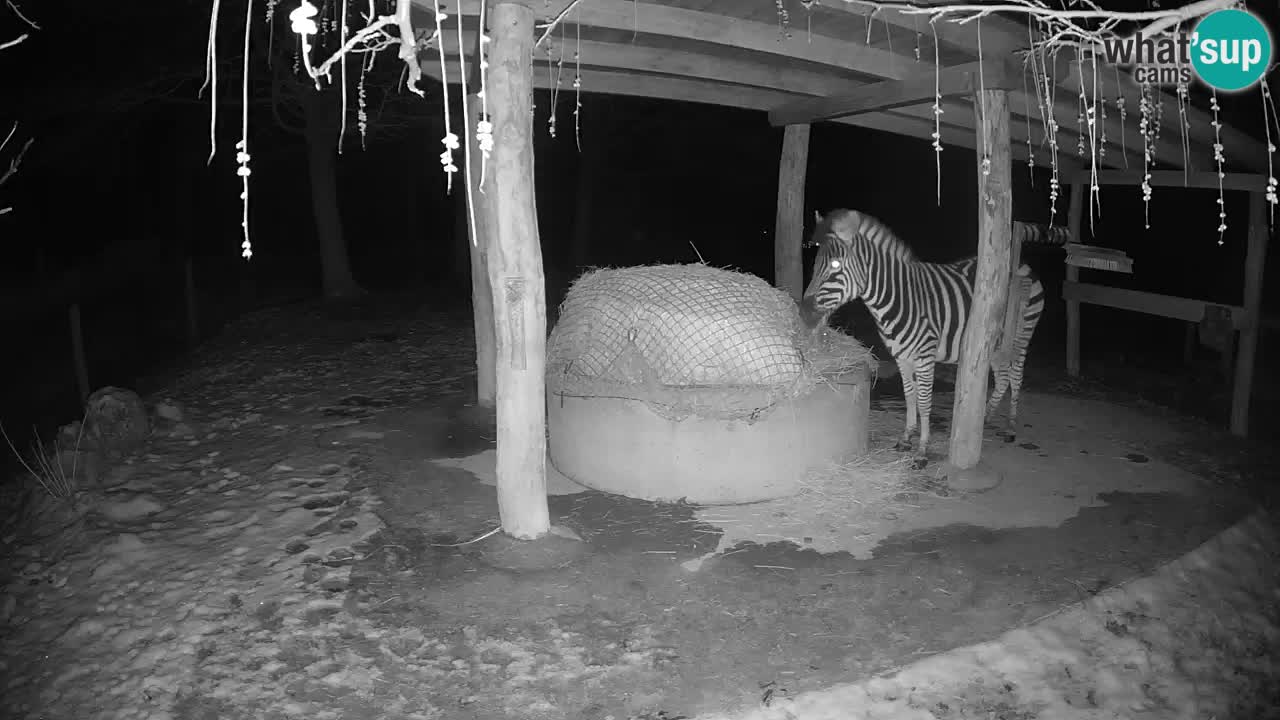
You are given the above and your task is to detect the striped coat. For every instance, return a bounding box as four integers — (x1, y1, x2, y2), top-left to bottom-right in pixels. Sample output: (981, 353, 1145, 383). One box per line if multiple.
(800, 209, 1053, 467)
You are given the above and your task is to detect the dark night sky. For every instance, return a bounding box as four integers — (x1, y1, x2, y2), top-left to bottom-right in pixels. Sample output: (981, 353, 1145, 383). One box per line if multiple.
(2, 0, 1277, 435)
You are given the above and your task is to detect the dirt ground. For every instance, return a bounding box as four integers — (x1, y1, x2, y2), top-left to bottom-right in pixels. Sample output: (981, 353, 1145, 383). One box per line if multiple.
(0, 292, 1275, 720)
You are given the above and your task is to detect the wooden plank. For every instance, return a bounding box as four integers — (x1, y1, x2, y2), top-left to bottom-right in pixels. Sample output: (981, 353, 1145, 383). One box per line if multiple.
(1063, 280, 1211, 322)
(950, 88, 1012, 470)
(1065, 181, 1085, 377)
(449, 0, 919, 82)
(813, 1, 1025, 60)
(422, 58, 1048, 165)
(1066, 168, 1272, 193)
(1231, 192, 1270, 437)
(485, 0, 550, 540)
(768, 57, 1021, 126)
(774, 124, 809, 301)
(435, 33, 856, 99)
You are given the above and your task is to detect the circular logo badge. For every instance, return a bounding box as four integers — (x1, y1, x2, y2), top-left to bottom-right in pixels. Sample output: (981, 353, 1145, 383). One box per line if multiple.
(1191, 9, 1273, 92)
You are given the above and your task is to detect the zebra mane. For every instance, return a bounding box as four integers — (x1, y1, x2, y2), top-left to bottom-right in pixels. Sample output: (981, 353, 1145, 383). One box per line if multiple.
(820, 209, 920, 264)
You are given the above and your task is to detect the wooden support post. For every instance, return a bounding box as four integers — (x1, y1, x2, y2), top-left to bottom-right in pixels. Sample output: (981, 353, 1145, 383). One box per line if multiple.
(69, 303, 89, 402)
(1065, 181, 1085, 377)
(996, 216, 1024, 364)
(485, 0, 550, 539)
(949, 89, 1012, 470)
(774, 123, 809, 301)
(466, 97, 497, 408)
(1230, 191, 1270, 437)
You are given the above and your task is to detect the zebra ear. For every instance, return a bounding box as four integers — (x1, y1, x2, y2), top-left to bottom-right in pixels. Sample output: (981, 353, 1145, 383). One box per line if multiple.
(813, 210, 823, 225)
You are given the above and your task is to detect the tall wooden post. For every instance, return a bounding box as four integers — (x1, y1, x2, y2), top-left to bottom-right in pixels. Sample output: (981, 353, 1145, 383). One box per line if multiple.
(774, 123, 810, 300)
(1065, 180, 1085, 377)
(949, 89, 1012, 470)
(485, 0, 550, 539)
(1230, 191, 1270, 437)
(465, 23, 497, 408)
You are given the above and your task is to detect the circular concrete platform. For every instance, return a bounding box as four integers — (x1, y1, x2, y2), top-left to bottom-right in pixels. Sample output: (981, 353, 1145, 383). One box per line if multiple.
(547, 367, 871, 505)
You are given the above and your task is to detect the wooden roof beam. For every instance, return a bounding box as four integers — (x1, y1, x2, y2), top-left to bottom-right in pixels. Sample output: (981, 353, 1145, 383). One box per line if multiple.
(768, 57, 1022, 126)
(1065, 168, 1272, 192)
(445, 0, 921, 82)
(420, 58, 1049, 167)
(812, 0, 1026, 58)
(434, 32, 854, 99)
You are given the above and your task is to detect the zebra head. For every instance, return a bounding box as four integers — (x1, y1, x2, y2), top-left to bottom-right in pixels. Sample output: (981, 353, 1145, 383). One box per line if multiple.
(799, 208, 868, 328)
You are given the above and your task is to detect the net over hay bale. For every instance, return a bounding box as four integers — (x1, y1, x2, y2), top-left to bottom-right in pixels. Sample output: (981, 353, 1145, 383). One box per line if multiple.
(546, 264, 874, 505)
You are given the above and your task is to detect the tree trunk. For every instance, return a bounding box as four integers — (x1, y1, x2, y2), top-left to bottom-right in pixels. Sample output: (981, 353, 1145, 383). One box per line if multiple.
(1230, 191, 1270, 437)
(466, 97, 497, 408)
(1065, 181, 1085, 376)
(949, 89, 1012, 470)
(485, 0, 550, 540)
(774, 123, 809, 300)
(455, 178, 473, 288)
(304, 96, 363, 300)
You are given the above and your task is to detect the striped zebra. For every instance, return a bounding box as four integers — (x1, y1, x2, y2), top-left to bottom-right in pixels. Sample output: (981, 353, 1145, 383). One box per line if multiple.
(800, 209, 1053, 468)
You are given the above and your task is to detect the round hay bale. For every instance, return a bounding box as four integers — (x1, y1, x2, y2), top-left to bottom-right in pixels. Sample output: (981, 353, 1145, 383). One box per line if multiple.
(546, 264, 875, 505)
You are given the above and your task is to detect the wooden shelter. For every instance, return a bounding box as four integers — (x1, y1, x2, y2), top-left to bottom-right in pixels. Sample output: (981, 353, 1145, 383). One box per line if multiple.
(416, 0, 1273, 535)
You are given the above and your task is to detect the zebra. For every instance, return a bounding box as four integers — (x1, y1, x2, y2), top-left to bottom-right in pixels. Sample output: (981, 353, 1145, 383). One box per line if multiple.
(799, 209, 1053, 468)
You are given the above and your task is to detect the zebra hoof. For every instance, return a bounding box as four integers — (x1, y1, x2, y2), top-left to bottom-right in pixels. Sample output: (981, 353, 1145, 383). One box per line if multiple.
(1003, 432, 1017, 443)
(894, 439, 913, 453)
(910, 454, 929, 470)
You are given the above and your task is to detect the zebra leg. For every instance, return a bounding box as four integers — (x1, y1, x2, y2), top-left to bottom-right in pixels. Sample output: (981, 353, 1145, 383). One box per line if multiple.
(1005, 349, 1030, 442)
(894, 358, 918, 452)
(911, 357, 935, 469)
(986, 361, 1014, 441)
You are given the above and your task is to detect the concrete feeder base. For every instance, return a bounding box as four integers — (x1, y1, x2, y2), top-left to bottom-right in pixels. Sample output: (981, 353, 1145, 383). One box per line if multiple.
(547, 367, 871, 505)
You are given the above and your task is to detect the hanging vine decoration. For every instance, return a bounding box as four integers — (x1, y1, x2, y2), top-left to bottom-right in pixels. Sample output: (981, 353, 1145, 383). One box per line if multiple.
(476, 0, 494, 189)
(1263, 76, 1279, 224)
(457, 2, 479, 250)
(1173, 23, 1191, 180)
(1113, 67, 1127, 169)
(775, 0, 792, 40)
(976, 18, 991, 183)
(1086, 46, 1101, 230)
(356, 49, 373, 150)
(432, 0, 458, 192)
(929, 17, 943, 205)
(1138, 81, 1154, 229)
(1075, 47, 1086, 159)
(913, 13, 921, 61)
(1038, 31, 1061, 222)
(573, 13, 583, 152)
(202, 0, 222, 163)
(1021, 55, 1034, 183)
(266, 0, 279, 58)
(1176, 80, 1190, 182)
(1209, 89, 1227, 244)
(1095, 48, 1106, 166)
(236, 0, 254, 259)
(337, 0, 350, 154)
(547, 23, 567, 138)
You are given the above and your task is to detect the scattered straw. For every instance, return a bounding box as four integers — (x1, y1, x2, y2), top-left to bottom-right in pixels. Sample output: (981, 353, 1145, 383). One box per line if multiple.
(694, 409, 934, 557)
